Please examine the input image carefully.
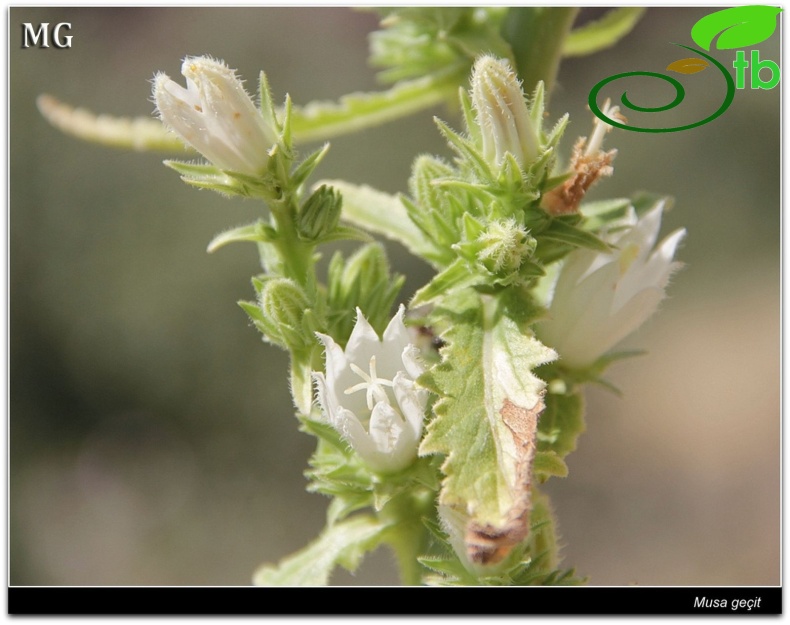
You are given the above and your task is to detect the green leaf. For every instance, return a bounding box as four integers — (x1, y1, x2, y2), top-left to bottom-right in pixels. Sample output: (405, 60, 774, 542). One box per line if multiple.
(536, 390, 585, 460)
(579, 197, 631, 220)
(420, 288, 556, 567)
(252, 515, 387, 586)
(290, 65, 465, 143)
(691, 5, 782, 51)
(368, 7, 508, 83)
(411, 258, 480, 307)
(36, 94, 189, 153)
(317, 180, 437, 261)
(562, 8, 646, 57)
(533, 451, 568, 480)
(538, 218, 611, 253)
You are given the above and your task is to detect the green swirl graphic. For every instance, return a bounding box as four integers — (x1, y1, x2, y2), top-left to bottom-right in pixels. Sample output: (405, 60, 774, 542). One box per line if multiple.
(588, 44, 735, 133)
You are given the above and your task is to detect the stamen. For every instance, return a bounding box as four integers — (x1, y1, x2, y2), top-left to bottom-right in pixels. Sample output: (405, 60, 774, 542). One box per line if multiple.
(343, 356, 394, 410)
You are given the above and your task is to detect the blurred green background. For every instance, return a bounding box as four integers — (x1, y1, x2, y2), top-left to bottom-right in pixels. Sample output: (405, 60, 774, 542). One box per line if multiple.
(10, 8, 779, 586)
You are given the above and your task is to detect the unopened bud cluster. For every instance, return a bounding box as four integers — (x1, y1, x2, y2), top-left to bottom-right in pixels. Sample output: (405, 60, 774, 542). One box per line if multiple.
(297, 185, 342, 241)
(256, 278, 315, 352)
(476, 218, 536, 277)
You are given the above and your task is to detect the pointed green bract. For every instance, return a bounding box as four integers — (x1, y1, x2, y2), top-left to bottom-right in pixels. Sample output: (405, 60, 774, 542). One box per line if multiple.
(207, 222, 275, 253)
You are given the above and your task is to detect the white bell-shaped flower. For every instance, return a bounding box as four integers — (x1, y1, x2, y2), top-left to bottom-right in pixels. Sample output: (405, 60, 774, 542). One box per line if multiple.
(537, 202, 686, 369)
(313, 306, 428, 473)
(153, 56, 277, 176)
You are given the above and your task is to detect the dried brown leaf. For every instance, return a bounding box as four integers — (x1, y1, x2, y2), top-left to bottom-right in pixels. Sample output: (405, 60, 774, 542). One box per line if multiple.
(465, 396, 544, 565)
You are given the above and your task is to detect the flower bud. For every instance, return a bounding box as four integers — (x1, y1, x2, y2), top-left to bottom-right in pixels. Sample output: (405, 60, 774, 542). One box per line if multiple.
(327, 243, 404, 341)
(258, 278, 312, 350)
(296, 185, 342, 241)
(471, 56, 539, 169)
(153, 56, 278, 176)
(476, 218, 536, 277)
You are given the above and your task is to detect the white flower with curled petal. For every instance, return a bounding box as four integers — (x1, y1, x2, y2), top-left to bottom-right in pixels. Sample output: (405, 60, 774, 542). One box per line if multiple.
(152, 56, 278, 176)
(313, 306, 428, 474)
(537, 201, 686, 369)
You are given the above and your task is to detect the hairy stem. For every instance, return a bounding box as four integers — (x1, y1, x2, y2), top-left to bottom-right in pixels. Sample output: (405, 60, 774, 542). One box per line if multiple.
(382, 488, 435, 586)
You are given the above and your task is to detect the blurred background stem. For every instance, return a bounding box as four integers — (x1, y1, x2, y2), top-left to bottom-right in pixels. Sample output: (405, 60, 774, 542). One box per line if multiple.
(502, 7, 579, 99)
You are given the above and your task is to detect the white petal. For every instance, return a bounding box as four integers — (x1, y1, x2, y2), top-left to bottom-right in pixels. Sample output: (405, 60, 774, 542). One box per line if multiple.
(375, 305, 411, 379)
(345, 308, 383, 368)
(368, 401, 405, 454)
(369, 402, 417, 472)
(383, 305, 410, 348)
(315, 332, 347, 384)
(393, 371, 427, 441)
(617, 202, 663, 255)
(401, 344, 425, 380)
(335, 408, 378, 459)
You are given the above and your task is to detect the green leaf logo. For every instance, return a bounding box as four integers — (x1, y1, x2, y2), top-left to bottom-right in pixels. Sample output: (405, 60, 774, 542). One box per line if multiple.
(666, 57, 709, 74)
(691, 5, 782, 51)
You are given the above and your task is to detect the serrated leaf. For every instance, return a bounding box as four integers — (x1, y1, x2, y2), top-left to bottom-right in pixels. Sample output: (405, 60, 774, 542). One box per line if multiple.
(420, 288, 556, 567)
(691, 5, 782, 51)
(252, 515, 387, 586)
(666, 57, 709, 74)
(36, 94, 189, 153)
(563, 8, 646, 57)
(291, 64, 465, 143)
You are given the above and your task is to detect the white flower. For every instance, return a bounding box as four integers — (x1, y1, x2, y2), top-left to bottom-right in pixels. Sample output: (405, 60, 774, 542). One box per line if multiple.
(471, 55, 539, 169)
(313, 306, 428, 473)
(537, 202, 685, 369)
(152, 56, 277, 176)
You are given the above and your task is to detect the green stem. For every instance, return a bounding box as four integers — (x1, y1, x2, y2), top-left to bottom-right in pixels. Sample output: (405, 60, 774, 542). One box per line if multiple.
(381, 488, 434, 586)
(502, 7, 579, 99)
(269, 198, 315, 289)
